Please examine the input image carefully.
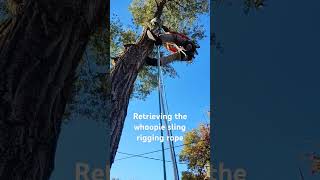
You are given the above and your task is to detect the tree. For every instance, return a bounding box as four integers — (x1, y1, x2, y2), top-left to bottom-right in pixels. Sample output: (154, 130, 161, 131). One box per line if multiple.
(179, 124, 210, 180)
(0, 0, 107, 179)
(109, 0, 209, 165)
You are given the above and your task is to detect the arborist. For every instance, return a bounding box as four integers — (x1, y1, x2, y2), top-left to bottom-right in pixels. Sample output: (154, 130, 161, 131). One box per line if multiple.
(111, 18, 200, 66)
(145, 17, 200, 66)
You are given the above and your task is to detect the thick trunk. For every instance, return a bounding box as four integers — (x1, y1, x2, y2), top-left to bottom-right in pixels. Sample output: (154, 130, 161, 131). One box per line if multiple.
(110, 30, 154, 164)
(109, 0, 169, 165)
(0, 1, 106, 180)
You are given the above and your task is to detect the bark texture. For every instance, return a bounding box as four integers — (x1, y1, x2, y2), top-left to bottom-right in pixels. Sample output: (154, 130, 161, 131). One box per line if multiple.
(110, 0, 169, 165)
(0, 0, 106, 179)
(110, 30, 154, 164)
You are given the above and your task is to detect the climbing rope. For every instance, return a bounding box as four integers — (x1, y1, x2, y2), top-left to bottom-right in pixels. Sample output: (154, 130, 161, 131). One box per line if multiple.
(149, 17, 181, 179)
(156, 42, 180, 180)
(162, 82, 180, 180)
(157, 45, 167, 180)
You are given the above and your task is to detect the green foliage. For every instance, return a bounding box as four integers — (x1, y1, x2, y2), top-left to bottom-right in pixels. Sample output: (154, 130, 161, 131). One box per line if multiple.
(180, 124, 210, 179)
(110, 15, 139, 57)
(109, 12, 180, 100)
(129, 0, 209, 40)
(124, 0, 210, 99)
(181, 171, 203, 180)
(132, 64, 178, 100)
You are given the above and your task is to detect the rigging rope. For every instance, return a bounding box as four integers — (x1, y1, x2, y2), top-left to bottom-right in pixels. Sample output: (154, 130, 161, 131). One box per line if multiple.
(157, 45, 167, 180)
(157, 43, 180, 180)
(162, 83, 180, 180)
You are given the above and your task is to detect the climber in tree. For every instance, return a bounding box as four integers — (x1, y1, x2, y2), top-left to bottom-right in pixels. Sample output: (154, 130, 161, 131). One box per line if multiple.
(112, 18, 199, 66)
(144, 17, 200, 66)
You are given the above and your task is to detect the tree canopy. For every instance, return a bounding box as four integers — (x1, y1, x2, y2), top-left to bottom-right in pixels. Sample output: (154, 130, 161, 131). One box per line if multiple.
(65, 0, 210, 122)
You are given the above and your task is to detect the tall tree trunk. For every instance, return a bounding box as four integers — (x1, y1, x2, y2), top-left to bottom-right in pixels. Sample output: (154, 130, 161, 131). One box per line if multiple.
(110, 0, 168, 165)
(110, 30, 154, 164)
(0, 1, 106, 179)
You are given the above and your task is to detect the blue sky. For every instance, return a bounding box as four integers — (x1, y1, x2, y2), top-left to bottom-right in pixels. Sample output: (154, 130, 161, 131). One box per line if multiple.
(110, 0, 210, 179)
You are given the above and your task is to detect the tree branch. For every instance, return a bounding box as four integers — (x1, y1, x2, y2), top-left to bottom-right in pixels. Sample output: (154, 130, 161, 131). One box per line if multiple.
(153, 0, 167, 19)
(173, 0, 187, 10)
(154, 0, 159, 7)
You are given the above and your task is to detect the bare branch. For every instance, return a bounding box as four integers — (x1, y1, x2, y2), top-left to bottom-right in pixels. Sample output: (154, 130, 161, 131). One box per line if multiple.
(153, 0, 186, 20)
(153, 0, 167, 19)
(154, 0, 159, 7)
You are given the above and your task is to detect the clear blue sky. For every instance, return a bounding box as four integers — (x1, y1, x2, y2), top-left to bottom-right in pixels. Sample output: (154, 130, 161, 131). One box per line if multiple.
(110, 0, 210, 179)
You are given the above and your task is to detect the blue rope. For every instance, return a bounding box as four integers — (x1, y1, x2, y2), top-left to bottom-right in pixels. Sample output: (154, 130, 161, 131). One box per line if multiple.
(162, 83, 180, 180)
(157, 45, 167, 180)
(157, 44, 180, 180)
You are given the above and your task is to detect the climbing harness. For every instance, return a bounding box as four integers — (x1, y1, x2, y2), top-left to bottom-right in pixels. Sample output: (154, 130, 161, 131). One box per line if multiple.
(148, 17, 195, 63)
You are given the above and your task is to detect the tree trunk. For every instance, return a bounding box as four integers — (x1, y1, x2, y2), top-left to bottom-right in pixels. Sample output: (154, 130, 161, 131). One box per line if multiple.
(109, 0, 168, 165)
(110, 29, 154, 164)
(0, 1, 106, 179)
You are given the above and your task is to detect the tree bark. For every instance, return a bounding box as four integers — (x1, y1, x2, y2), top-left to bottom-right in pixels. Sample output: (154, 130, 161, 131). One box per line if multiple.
(0, 0, 106, 179)
(110, 29, 154, 164)
(110, 0, 169, 165)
